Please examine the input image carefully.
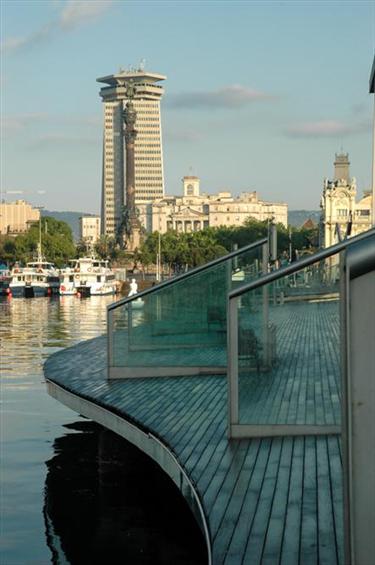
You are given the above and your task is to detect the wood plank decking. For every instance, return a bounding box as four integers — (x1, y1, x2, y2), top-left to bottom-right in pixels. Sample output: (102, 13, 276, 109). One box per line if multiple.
(44, 301, 344, 565)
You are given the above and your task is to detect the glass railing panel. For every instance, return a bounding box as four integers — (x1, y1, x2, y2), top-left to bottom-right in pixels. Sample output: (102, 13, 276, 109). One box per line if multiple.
(111, 243, 265, 372)
(236, 253, 341, 426)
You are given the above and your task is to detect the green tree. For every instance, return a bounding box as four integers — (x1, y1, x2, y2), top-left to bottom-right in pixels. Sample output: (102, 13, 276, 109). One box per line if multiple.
(0, 217, 75, 267)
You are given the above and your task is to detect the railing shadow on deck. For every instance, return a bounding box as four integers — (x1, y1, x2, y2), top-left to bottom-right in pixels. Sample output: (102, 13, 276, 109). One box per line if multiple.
(107, 238, 268, 378)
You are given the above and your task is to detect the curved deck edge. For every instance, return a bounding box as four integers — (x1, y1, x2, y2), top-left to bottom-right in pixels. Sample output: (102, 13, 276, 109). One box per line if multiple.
(46, 379, 212, 565)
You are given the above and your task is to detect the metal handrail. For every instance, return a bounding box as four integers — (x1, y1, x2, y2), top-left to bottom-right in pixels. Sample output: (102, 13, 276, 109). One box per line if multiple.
(108, 237, 268, 311)
(229, 228, 375, 300)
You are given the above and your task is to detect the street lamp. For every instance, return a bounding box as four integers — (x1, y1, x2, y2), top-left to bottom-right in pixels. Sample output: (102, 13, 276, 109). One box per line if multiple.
(34, 206, 45, 260)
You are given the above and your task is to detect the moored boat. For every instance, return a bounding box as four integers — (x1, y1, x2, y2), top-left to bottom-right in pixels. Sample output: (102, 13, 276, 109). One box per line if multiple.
(66, 257, 116, 296)
(27, 260, 61, 295)
(9, 258, 60, 298)
(59, 267, 77, 295)
(9, 264, 50, 297)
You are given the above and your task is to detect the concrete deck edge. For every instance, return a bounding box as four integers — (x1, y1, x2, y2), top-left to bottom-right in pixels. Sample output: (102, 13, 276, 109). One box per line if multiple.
(46, 379, 212, 565)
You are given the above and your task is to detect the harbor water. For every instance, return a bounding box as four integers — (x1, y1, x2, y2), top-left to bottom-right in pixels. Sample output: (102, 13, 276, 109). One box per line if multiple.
(0, 295, 206, 564)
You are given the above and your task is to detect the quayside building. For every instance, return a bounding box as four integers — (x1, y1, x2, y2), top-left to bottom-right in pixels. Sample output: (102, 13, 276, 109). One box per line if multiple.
(0, 199, 40, 236)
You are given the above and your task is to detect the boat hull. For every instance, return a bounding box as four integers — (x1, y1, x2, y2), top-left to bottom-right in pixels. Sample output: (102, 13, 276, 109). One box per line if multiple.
(0, 280, 11, 296)
(90, 287, 116, 296)
(76, 284, 116, 296)
(10, 285, 49, 298)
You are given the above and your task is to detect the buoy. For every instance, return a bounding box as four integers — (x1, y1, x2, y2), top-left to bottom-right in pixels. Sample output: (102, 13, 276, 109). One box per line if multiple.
(77, 291, 81, 298)
(47, 288, 52, 296)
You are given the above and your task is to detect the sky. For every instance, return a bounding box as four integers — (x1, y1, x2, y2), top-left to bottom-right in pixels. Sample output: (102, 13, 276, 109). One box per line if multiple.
(1, 0, 375, 214)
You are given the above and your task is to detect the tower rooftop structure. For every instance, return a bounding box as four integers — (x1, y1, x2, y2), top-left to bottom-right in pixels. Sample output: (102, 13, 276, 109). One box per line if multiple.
(97, 70, 166, 102)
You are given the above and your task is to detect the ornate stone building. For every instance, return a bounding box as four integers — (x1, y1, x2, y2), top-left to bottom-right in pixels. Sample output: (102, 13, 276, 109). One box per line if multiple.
(137, 176, 288, 233)
(320, 153, 373, 248)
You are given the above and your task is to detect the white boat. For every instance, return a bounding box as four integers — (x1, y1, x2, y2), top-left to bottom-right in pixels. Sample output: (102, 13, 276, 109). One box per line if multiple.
(59, 267, 77, 295)
(65, 257, 117, 296)
(9, 259, 60, 298)
(27, 260, 61, 295)
(10, 264, 49, 297)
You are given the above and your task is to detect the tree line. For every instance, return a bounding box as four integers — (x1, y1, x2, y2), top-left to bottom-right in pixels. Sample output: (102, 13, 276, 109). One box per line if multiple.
(0, 216, 319, 271)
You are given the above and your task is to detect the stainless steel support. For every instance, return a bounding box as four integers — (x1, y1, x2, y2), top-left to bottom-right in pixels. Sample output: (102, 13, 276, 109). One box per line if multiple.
(262, 241, 270, 367)
(227, 296, 239, 436)
(342, 237, 375, 565)
(107, 308, 114, 377)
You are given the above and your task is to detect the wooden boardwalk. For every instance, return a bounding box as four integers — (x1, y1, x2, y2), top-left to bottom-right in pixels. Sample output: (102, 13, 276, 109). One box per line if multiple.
(44, 301, 344, 564)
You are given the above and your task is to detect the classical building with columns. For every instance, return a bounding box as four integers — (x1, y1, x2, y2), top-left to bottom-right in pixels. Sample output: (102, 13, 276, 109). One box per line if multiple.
(137, 176, 288, 234)
(320, 153, 373, 248)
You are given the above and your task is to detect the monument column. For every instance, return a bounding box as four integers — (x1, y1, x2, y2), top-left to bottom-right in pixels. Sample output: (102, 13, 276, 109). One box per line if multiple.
(122, 82, 142, 250)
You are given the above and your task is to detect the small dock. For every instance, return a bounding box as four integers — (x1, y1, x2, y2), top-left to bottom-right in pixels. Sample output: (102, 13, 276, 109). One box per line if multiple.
(44, 301, 343, 565)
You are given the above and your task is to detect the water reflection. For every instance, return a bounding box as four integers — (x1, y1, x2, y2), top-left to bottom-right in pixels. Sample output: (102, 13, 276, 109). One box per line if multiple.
(1, 295, 206, 564)
(44, 421, 207, 565)
(1, 296, 113, 384)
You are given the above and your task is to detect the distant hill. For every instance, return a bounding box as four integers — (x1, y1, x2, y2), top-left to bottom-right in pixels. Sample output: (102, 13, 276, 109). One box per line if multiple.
(42, 210, 96, 241)
(288, 210, 320, 228)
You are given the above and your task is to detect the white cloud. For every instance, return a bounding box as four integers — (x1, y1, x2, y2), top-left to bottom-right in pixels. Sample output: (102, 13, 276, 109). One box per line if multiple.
(1, 22, 56, 53)
(1, 113, 49, 132)
(167, 84, 273, 110)
(1, 0, 113, 53)
(285, 119, 370, 138)
(60, 0, 113, 29)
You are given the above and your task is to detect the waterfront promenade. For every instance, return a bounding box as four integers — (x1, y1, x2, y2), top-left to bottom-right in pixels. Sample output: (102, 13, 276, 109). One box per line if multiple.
(44, 300, 343, 565)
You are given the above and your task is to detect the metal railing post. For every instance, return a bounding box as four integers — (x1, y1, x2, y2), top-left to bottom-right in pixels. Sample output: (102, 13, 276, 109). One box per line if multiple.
(262, 241, 270, 367)
(342, 238, 375, 565)
(107, 308, 114, 377)
(227, 295, 239, 437)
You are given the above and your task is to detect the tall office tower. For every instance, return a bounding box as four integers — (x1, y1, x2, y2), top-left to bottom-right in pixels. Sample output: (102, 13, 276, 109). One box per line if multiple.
(97, 67, 166, 237)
